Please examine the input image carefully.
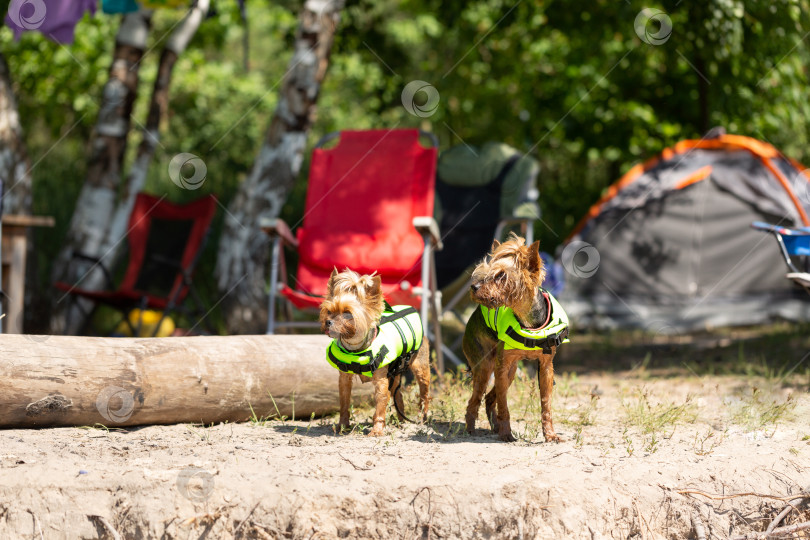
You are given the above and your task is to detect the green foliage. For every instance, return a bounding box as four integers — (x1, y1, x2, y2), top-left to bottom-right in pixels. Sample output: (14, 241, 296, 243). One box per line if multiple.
(3, 0, 810, 330)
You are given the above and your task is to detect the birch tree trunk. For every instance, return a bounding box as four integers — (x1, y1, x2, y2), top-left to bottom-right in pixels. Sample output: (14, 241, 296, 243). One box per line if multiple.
(0, 51, 33, 333)
(49, 12, 151, 335)
(215, 0, 344, 334)
(0, 51, 32, 216)
(101, 0, 209, 271)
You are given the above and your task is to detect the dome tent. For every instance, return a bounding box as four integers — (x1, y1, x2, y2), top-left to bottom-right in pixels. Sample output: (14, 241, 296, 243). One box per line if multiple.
(559, 133, 810, 331)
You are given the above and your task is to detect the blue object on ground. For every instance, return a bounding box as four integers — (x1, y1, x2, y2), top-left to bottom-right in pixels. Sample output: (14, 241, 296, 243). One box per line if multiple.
(541, 252, 565, 297)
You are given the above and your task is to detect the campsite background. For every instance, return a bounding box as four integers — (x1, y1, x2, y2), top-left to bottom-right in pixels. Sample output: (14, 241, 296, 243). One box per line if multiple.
(3, 3, 810, 537)
(4, 0, 810, 334)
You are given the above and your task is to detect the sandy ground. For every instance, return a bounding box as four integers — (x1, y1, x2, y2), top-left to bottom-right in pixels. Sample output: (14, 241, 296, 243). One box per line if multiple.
(1, 364, 808, 539)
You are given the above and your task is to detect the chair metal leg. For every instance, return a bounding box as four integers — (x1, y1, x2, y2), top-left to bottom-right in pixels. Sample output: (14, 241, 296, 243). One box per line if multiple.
(429, 249, 444, 373)
(267, 236, 282, 334)
(441, 344, 464, 367)
(441, 277, 472, 319)
(419, 236, 431, 336)
(187, 283, 216, 335)
(774, 232, 802, 274)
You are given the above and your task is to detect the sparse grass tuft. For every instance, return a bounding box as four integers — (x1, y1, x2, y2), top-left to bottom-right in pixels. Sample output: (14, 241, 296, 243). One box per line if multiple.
(692, 428, 725, 456)
(622, 388, 697, 453)
(727, 387, 796, 432)
(623, 388, 697, 435)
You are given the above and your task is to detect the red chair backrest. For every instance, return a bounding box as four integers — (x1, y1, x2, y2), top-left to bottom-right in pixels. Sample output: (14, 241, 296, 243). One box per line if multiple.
(297, 129, 437, 280)
(119, 193, 217, 302)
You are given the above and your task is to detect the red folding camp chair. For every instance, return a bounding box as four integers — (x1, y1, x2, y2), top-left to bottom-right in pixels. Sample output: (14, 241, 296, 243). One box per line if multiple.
(262, 129, 444, 368)
(55, 193, 218, 336)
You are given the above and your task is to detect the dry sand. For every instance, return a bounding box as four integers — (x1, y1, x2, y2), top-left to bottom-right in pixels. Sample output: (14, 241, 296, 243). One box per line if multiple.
(1, 366, 808, 539)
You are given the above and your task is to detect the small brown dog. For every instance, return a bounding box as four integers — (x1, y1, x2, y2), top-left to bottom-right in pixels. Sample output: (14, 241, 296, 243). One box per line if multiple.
(463, 234, 570, 442)
(320, 269, 431, 436)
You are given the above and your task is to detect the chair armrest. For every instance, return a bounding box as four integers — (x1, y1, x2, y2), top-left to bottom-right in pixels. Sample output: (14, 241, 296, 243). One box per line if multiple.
(751, 221, 781, 233)
(413, 216, 443, 250)
(752, 221, 810, 236)
(260, 218, 298, 248)
(493, 217, 536, 243)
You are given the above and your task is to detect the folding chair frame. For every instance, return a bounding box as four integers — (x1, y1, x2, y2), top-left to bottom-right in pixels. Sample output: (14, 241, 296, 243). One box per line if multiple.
(57, 194, 217, 337)
(751, 221, 810, 295)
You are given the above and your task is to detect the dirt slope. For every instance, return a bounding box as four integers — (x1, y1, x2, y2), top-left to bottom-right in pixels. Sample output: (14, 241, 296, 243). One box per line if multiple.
(1, 371, 808, 539)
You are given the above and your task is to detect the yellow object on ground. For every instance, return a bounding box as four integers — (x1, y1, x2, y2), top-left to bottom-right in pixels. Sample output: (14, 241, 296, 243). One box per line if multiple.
(115, 309, 175, 337)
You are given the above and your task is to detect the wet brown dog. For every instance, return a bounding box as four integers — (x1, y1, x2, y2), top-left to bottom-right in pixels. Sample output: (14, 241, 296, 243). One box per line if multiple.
(320, 269, 431, 436)
(463, 234, 570, 442)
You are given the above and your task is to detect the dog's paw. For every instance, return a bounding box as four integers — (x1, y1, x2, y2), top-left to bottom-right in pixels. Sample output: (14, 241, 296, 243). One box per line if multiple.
(367, 427, 385, 437)
(337, 423, 351, 434)
(498, 430, 517, 443)
(544, 433, 562, 443)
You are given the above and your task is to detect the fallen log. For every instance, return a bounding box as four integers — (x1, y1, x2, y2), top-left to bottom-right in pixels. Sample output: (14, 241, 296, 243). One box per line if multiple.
(0, 334, 373, 429)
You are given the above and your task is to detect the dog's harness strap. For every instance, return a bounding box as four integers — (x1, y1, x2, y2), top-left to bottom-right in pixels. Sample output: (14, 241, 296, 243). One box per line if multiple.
(379, 305, 420, 361)
(389, 317, 408, 351)
(379, 306, 418, 324)
(401, 315, 417, 344)
(386, 348, 418, 424)
(327, 345, 389, 375)
(505, 326, 569, 353)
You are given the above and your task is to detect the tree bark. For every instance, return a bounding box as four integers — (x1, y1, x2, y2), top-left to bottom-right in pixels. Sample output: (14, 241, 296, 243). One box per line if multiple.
(0, 51, 34, 334)
(0, 51, 32, 216)
(49, 11, 152, 335)
(215, 0, 344, 334)
(100, 0, 209, 274)
(0, 333, 371, 428)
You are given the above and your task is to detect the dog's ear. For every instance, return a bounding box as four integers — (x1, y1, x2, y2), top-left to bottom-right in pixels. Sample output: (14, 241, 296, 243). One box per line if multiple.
(527, 241, 543, 274)
(490, 239, 501, 252)
(367, 274, 382, 297)
(327, 268, 339, 296)
(365, 274, 385, 311)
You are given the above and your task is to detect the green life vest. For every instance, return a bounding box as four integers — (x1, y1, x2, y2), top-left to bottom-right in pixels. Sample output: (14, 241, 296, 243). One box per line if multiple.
(480, 290, 570, 351)
(326, 305, 424, 377)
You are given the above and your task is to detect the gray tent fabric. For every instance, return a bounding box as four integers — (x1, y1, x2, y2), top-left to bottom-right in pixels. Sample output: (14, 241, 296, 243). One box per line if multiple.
(560, 135, 810, 331)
